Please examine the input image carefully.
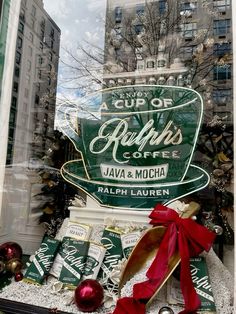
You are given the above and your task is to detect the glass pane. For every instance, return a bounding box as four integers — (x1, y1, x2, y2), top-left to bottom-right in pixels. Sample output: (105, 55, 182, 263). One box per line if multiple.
(0, 1, 234, 313)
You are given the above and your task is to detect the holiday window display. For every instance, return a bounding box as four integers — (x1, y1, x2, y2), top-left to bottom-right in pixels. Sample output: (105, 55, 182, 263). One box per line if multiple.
(0, 203, 233, 313)
(0, 202, 234, 313)
(0, 85, 234, 313)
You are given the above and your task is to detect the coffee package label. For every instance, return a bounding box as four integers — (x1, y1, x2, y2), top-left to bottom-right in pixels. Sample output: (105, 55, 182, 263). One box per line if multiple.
(83, 242, 106, 280)
(49, 236, 71, 278)
(98, 228, 123, 290)
(167, 256, 216, 313)
(50, 222, 91, 278)
(121, 231, 141, 259)
(65, 221, 92, 240)
(59, 239, 89, 288)
(24, 236, 60, 284)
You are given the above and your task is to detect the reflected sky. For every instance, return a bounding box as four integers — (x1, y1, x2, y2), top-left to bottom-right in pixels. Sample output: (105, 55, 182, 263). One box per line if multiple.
(44, 0, 107, 101)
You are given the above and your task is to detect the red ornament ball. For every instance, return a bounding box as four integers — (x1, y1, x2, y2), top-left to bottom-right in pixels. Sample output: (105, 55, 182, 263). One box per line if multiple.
(0, 242, 22, 261)
(74, 279, 104, 312)
(14, 272, 23, 282)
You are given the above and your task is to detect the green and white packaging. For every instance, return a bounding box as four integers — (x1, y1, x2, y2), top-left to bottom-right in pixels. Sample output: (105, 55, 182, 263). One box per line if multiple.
(83, 242, 106, 280)
(59, 238, 89, 288)
(121, 231, 141, 259)
(24, 236, 60, 284)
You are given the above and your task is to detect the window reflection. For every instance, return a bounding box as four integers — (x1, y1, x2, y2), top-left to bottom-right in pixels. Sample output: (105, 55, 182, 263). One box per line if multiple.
(0, 0, 234, 286)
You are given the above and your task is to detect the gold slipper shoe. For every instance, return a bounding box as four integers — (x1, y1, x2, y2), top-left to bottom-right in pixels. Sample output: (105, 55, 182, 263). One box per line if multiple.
(118, 201, 200, 306)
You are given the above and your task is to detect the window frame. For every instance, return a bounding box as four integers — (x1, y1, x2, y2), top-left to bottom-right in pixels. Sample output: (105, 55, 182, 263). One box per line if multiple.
(213, 42, 231, 56)
(213, 0, 230, 12)
(15, 51, 21, 64)
(213, 64, 232, 80)
(114, 6, 122, 23)
(213, 19, 231, 36)
(17, 36, 23, 49)
(212, 88, 232, 105)
(18, 22, 24, 34)
(136, 3, 145, 16)
(13, 81, 19, 93)
(181, 22, 197, 39)
(32, 5, 36, 16)
(159, 0, 167, 14)
(29, 32, 34, 43)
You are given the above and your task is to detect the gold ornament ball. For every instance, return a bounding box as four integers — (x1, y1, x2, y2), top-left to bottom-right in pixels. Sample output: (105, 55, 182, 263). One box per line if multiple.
(6, 258, 23, 274)
(47, 180, 56, 188)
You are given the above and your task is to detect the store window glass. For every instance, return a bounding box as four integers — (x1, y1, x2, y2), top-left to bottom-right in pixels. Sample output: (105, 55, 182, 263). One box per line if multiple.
(48, 51, 53, 61)
(9, 108, 16, 126)
(25, 74, 30, 85)
(0, 1, 234, 314)
(180, 45, 197, 59)
(214, 42, 231, 56)
(212, 88, 231, 106)
(134, 23, 143, 34)
(28, 45, 32, 56)
(40, 28, 44, 41)
(22, 0, 27, 8)
(50, 27, 55, 38)
(181, 22, 197, 39)
(213, 19, 231, 35)
(32, 5, 36, 17)
(38, 55, 43, 65)
(18, 22, 24, 33)
(213, 64, 232, 80)
(11, 96, 17, 109)
(114, 6, 122, 23)
(27, 60, 31, 71)
(159, 0, 167, 14)
(13, 81, 18, 93)
(20, 9, 25, 21)
(29, 32, 33, 43)
(213, 0, 230, 12)
(180, 1, 197, 13)
(15, 51, 21, 64)
(136, 3, 145, 16)
(17, 36, 22, 49)
(14, 66, 20, 77)
(29, 18, 35, 30)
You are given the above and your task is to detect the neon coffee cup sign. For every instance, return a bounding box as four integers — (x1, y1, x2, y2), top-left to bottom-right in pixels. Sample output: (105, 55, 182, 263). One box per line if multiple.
(57, 85, 209, 209)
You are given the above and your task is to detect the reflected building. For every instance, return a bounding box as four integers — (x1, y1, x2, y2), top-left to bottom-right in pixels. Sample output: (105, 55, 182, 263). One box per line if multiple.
(103, 0, 233, 123)
(0, 0, 60, 253)
(104, 0, 188, 86)
(0, 0, 21, 228)
(7, 0, 60, 165)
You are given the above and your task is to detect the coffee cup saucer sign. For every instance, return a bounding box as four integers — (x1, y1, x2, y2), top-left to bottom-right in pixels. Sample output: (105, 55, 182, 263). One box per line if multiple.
(57, 85, 210, 209)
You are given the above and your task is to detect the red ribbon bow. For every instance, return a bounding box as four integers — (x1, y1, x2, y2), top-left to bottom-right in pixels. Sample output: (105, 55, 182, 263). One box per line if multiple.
(113, 204, 216, 314)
